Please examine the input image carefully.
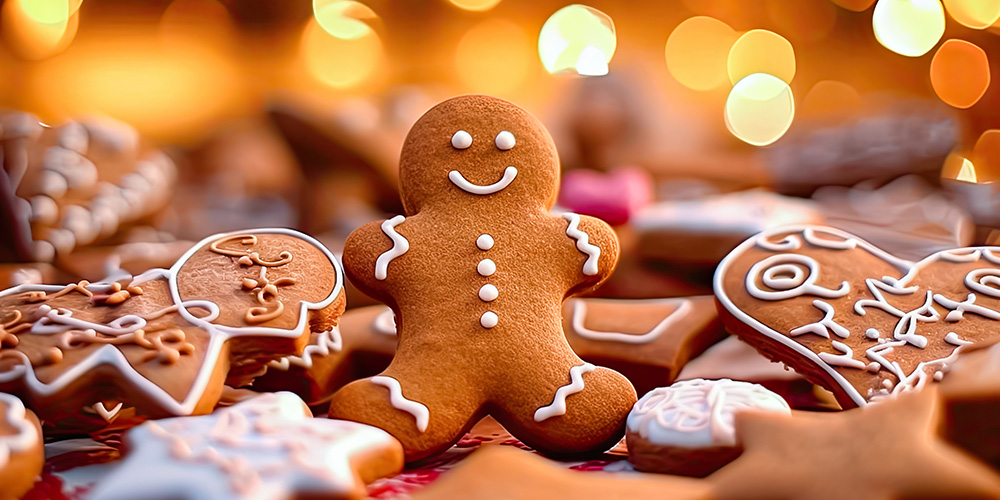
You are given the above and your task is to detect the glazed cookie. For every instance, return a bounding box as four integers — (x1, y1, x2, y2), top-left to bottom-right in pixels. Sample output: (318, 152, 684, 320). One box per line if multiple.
(710, 390, 1000, 499)
(626, 379, 790, 477)
(715, 225, 1000, 408)
(328, 95, 636, 462)
(562, 296, 725, 395)
(254, 305, 398, 406)
(0, 228, 345, 434)
(0, 393, 43, 500)
(90, 392, 404, 500)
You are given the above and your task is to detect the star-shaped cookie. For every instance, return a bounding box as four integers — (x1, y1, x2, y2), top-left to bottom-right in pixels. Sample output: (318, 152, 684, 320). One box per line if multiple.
(90, 392, 404, 500)
(710, 390, 1000, 500)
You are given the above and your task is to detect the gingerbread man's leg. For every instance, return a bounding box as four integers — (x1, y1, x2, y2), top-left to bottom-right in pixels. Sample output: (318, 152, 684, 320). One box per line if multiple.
(491, 353, 636, 456)
(327, 363, 483, 463)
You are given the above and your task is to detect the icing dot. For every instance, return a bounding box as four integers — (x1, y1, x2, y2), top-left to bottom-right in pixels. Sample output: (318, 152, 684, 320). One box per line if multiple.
(452, 130, 473, 149)
(479, 284, 499, 302)
(865, 328, 880, 340)
(477, 259, 496, 276)
(476, 234, 494, 250)
(481, 311, 498, 328)
(495, 131, 515, 150)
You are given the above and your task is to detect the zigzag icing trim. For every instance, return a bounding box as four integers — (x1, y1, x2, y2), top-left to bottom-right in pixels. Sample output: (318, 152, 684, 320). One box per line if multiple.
(562, 213, 600, 276)
(371, 376, 429, 432)
(534, 362, 595, 422)
(375, 216, 409, 281)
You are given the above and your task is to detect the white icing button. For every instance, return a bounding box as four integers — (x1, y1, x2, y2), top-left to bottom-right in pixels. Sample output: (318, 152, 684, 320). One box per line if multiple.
(452, 130, 473, 149)
(481, 311, 498, 328)
(477, 259, 496, 276)
(479, 284, 498, 302)
(476, 234, 494, 250)
(495, 131, 515, 150)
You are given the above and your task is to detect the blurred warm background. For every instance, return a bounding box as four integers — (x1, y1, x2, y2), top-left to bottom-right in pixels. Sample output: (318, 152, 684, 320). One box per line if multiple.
(1, 0, 999, 302)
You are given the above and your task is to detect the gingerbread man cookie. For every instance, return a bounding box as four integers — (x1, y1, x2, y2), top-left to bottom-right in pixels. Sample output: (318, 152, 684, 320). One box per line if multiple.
(328, 95, 636, 462)
(0, 393, 43, 500)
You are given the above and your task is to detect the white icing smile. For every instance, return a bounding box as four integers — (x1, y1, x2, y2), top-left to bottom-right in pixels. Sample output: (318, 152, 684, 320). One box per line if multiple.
(448, 166, 518, 195)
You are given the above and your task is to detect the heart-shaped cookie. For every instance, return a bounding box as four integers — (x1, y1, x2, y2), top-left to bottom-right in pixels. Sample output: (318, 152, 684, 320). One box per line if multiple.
(714, 225, 1000, 408)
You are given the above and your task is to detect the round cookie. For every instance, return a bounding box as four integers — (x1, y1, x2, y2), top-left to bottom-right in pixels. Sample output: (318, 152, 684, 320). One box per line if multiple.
(626, 378, 790, 477)
(0, 393, 43, 500)
(328, 95, 636, 462)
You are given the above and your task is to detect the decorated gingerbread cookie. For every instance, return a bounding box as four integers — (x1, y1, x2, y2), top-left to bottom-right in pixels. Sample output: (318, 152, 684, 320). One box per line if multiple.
(562, 296, 725, 395)
(328, 95, 636, 462)
(0, 393, 43, 500)
(715, 225, 1000, 408)
(0, 228, 345, 434)
(626, 379, 790, 477)
(89, 392, 404, 500)
(710, 390, 1000, 499)
(253, 305, 398, 406)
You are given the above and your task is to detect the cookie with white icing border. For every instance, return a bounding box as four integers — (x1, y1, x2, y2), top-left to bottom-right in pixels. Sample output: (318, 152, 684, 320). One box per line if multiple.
(253, 305, 397, 407)
(626, 379, 790, 477)
(0, 228, 345, 434)
(0, 393, 43, 500)
(562, 296, 725, 395)
(715, 225, 1000, 408)
(89, 392, 403, 500)
(328, 95, 636, 462)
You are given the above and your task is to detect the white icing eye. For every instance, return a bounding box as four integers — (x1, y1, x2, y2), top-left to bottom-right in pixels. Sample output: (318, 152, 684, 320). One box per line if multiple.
(451, 130, 473, 149)
(495, 131, 515, 150)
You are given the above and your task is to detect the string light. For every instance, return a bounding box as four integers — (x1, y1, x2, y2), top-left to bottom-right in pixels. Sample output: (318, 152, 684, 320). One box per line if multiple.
(727, 29, 796, 85)
(665, 16, 738, 91)
(725, 73, 795, 147)
(538, 4, 616, 76)
(872, 0, 945, 57)
(930, 39, 990, 109)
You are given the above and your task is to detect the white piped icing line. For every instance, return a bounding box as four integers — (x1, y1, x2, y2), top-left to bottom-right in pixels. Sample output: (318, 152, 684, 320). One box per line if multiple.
(451, 130, 472, 149)
(0, 228, 345, 417)
(0, 393, 38, 469)
(371, 376, 429, 432)
(714, 224, 1000, 407)
(626, 379, 790, 448)
(372, 308, 397, 336)
(570, 298, 693, 345)
(375, 215, 409, 281)
(88, 392, 399, 500)
(267, 327, 343, 371)
(534, 362, 595, 422)
(562, 213, 600, 276)
(448, 166, 517, 195)
(93, 401, 124, 423)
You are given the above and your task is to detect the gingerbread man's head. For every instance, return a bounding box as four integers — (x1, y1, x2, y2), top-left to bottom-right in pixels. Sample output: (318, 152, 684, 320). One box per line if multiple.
(398, 95, 560, 214)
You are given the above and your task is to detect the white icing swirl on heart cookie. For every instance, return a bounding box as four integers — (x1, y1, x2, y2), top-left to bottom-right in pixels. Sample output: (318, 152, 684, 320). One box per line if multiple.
(627, 379, 790, 448)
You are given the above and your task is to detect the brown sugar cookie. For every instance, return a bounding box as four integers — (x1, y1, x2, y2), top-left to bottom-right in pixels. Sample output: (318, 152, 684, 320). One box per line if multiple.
(715, 225, 1000, 408)
(562, 296, 726, 395)
(327, 95, 636, 462)
(89, 392, 403, 500)
(0, 228, 345, 434)
(710, 389, 1000, 500)
(412, 445, 711, 500)
(253, 305, 398, 406)
(939, 342, 1000, 470)
(0, 393, 43, 500)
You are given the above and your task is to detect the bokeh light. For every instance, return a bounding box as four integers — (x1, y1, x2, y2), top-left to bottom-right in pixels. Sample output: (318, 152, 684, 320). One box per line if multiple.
(957, 158, 979, 182)
(301, 16, 383, 88)
(20, 0, 83, 25)
(538, 4, 616, 76)
(831, 0, 877, 11)
(449, 0, 503, 12)
(665, 16, 738, 91)
(872, 0, 945, 57)
(2, 0, 79, 60)
(801, 80, 862, 116)
(725, 73, 795, 147)
(930, 39, 990, 109)
(727, 29, 795, 85)
(456, 19, 531, 94)
(313, 0, 379, 40)
(972, 130, 1000, 182)
(943, 0, 1000, 28)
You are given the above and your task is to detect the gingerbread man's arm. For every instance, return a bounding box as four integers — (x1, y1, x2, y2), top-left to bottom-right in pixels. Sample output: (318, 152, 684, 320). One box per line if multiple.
(342, 216, 409, 306)
(561, 212, 619, 297)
